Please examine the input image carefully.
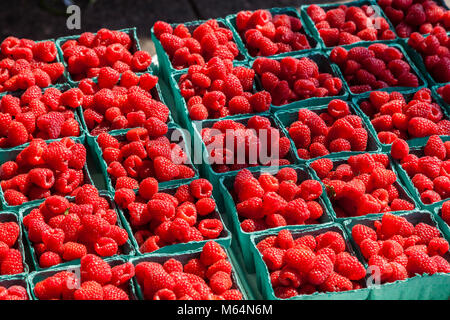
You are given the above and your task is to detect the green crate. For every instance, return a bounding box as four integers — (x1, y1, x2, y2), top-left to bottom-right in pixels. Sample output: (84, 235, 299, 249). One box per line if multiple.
(151, 18, 247, 83)
(219, 164, 334, 273)
(249, 222, 371, 300)
(300, 0, 397, 49)
(27, 256, 139, 300)
(0, 213, 30, 280)
(326, 40, 428, 97)
(352, 88, 450, 152)
(0, 275, 33, 300)
(306, 151, 419, 222)
(251, 51, 351, 112)
(130, 245, 249, 300)
(392, 136, 450, 211)
(117, 177, 232, 256)
(342, 210, 450, 300)
(88, 123, 199, 195)
(55, 28, 151, 86)
(274, 101, 381, 164)
(19, 190, 136, 272)
(226, 7, 320, 61)
(0, 135, 91, 213)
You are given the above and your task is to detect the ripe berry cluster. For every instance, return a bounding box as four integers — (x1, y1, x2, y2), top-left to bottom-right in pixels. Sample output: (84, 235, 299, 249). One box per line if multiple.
(0, 220, 24, 276)
(232, 168, 325, 233)
(61, 28, 151, 82)
(352, 213, 450, 283)
(253, 56, 343, 106)
(311, 153, 415, 217)
(307, 4, 395, 47)
(23, 185, 130, 268)
(34, 255, 135, 300)
(200, 115, 292, 173)
(0, 37, 65, 92)
(0, 138, 87, 206)
(154, 19, 240, 70)
(408, 27, 450, 83)
(257, 229, 366, 299)
(178, 57, 271, 120)
(135, 241, 243, 300)
(392, 135, 450, 204)
(98, 128, 195, 188)
(0, 284, 28, 300)
(235, 9, 312, 57)
(79, 67, 165, 135)
(437, 83, 450, 104)
(330, 44, 420, 94)
(115, 179, 224, 254)
(378, 0, 450, 38)
(360, 89, 450, 145)
(286, 101, 369, 160)
(0, 85, 82, 148)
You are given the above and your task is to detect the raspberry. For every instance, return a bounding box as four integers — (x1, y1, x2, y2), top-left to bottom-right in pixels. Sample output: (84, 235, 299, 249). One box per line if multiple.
(1, 249, 24, 275)
(352, 224, 377, 246)
(200, 241, 227, 267)
(424, 135, 446, 160)
(391, 139, 409, 160)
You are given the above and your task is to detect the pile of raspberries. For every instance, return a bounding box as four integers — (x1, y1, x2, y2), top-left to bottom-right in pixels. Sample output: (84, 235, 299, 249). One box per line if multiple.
(377, 0, 450, 37)
(311, 153, 415, 217)
(200, 115, 292, 173)
(0, 85, 82, 148)
(0, 284, 28, 300)
(253, 56, 343, 106)
(115, 178, 224, 254)
(153, 19, 240, 70)
(0, 138, 87, 206)
(135, 241, 243, 300)
(407, 27, 450, 83)
(34, 255, 135, 300)
(97, 128, 195, 188)
(352, 213, 450, 283)
(437, 83, 450, 103)
(0, 220, 25, 276)
(231, 167, 325, 232)
(0, 37, 64, 93)
(234, 9, 313, 57)
(61, 28, 151, 81)
(79, 67, 166, 135)
(257, 229, 366, 299)
(178, 57, 271, 120)
(391, 135, 450, 204)
(359, 89, 450, 145)
(330, 44, 420, 94)
(307, 4, 396, 47)
(285, 101, 370, 160)
(23, 185, 130, 268)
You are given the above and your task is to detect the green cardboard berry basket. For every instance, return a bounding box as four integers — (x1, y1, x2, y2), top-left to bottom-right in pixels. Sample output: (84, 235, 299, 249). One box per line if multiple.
(117, 177, 232, 256)
(151, 18, 247, 82)
(0, 135, 91, 213)
(392, 136, 450, 211)
(129, 245, 250, 300)
(306, 151, 419, 222)
(300, 0, 397, 50)
(225, 7, 320, 61)
(190, 112, 299, 193)
(19, 190, 136, 272)
(219, 164, 334, 273)
(55, 27, 152, 87)
(0, 213, 30, 280)
(274, 101, 381, 164)
(342, 210, 450, 300)
(0, 275, 33, 300)
(325, 40, 428, 98)
(352, 88, 450, 152)
(27, 256, 139, 300)
(87, 123, 199, 195)
(249, 222, 371, 300)
(250, 51, 351, 112)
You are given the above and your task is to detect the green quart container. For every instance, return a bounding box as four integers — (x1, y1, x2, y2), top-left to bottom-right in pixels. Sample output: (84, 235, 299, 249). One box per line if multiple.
(249, 223, 371, 300)
(0, 275, 32, 300)
(342, 210, 450, 300)
(219, 164, 334, 273)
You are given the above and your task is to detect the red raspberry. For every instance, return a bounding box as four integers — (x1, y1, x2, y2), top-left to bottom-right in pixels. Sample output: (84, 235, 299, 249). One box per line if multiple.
(391, 139, 409, 160)
(200, 241, 227, 266)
